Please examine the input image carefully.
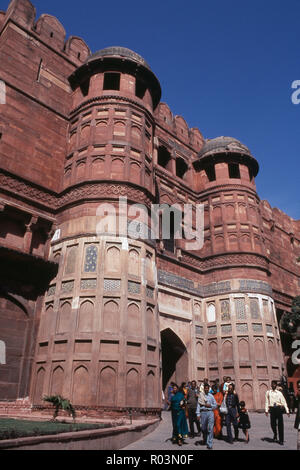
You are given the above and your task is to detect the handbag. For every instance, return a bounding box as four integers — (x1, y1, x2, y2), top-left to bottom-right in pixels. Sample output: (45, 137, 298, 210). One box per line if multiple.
(220, 398, 228, 415)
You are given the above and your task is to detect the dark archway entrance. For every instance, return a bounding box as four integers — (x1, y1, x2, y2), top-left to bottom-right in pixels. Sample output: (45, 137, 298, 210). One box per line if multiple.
(161, 328, 188, 393)
(0, 293, 30, 400)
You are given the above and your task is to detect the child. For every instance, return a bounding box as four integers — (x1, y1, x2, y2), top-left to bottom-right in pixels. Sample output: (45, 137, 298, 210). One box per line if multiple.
(238, 401, 251, 443)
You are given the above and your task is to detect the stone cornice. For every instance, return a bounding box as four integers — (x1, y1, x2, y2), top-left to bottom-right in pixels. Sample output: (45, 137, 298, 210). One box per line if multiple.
(158, 250, 270, 275)
(180, 250, 270, 274)
(70, 95, 155, 123)
(158, 270, 273, 298)
(0, 170, 154, 212)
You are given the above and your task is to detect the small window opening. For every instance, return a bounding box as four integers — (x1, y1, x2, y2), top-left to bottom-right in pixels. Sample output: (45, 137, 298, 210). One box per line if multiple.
(205, 165, 216, 182)
(77, 52, 81, 60)
(50, 32, 54, 38)
(163, 211, 175, 254)
(176, 157, 188, 179)
(103, 73, 120, 91)
(136, 78, 147, 99)
(161, 206, 182, 254)
(158, 146, 172, 170)
(228, 163, 240, 179)
(36, 59, 43, 82)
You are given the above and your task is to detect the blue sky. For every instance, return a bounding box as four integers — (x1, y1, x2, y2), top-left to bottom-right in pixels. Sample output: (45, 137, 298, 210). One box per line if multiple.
(2, 0, 300, 219)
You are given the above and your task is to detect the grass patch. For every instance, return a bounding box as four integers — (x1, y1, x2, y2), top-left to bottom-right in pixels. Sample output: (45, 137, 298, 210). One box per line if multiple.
(0, 419, 110, 441)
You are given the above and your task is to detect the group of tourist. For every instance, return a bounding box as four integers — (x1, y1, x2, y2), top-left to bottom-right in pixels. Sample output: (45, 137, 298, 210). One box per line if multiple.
(165, 377, 300, 450)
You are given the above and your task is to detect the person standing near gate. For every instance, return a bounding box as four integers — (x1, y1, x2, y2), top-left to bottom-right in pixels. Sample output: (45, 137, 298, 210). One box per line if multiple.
(196, 383, 217, 450)
(224, 383, 240, 444)
(187, 380, 201, 438)
(265, 380, 290, 445)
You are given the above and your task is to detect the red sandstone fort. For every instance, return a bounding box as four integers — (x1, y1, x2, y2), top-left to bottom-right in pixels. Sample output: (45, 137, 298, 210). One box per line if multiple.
(0, 0, 299, 416)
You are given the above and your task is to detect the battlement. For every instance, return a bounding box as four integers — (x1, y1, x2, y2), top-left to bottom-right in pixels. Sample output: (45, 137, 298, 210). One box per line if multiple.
(155, 102, 204, 152)
(1, 0, 90, 66)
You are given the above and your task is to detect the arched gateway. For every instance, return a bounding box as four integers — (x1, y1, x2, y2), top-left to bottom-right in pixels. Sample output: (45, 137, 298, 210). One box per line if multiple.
(161, 328, 188, 393)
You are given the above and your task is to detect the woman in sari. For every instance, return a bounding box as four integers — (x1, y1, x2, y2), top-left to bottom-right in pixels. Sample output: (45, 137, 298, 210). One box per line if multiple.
(212, 384, 224, 439)
(170, 384, 189, 445)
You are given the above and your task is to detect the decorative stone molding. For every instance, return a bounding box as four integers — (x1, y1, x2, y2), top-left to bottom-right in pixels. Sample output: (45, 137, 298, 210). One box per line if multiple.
(158, 270, 272, 298)
(0, 171, 154, 210)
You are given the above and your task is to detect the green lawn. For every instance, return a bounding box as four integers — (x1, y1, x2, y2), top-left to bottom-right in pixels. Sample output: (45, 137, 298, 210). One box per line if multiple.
(0, 418, 110, 441)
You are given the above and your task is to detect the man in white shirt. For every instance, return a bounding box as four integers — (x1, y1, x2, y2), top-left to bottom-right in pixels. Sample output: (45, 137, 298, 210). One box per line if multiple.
(196, 383, 217, 450)
(265, 380, 290, 445)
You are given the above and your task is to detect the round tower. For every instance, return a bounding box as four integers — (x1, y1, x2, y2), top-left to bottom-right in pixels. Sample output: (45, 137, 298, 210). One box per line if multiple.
(193, 137, 285, 410)
(31, 48, 162, 415)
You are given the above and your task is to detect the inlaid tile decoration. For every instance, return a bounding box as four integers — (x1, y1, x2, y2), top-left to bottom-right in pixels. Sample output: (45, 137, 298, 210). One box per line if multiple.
(84, 245, 98, 273)
(128, 281, 141, 294)
(81, 279, 97, 290)
(104, 279, 121, 292)
(146, 286, 154, 298)
(208, 326, 217, 335)
(61, 281, 74, 293)
(195, 326, 203, 336)
(221, 300, 230, 321)
(235, 298, 246, 320)
(252, 323, 263, 332)
(47, 285, 56, 296)
(237, 323, 248, 333)
(250, 299, 260, 319)
(221, 324, 232, 334)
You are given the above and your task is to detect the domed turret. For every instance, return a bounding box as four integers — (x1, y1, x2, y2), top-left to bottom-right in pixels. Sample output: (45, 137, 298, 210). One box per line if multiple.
(193, 136, 259, 191)
(196, 136, 259, 178)
(86, 46, 151, 70)
(69, 45, 161, 109)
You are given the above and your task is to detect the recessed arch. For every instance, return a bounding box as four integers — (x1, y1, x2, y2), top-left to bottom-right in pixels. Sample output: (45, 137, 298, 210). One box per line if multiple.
(103, 300, 119, 332)
(72, 366, 89, 406)
(160, 328, 188, 392)
(98, 366, 117, 406)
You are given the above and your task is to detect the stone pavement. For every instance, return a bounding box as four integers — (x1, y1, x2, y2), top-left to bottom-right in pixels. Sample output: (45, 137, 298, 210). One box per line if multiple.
(123, 411, 298, 451)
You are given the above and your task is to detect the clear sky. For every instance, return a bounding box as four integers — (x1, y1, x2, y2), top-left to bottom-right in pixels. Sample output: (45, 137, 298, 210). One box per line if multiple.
(2, 0, 299, 219)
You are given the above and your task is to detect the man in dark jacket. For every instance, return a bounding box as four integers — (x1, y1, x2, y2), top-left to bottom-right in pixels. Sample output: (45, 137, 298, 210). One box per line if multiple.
(187, 380, 201, 438)
(225, 383, 240, 444)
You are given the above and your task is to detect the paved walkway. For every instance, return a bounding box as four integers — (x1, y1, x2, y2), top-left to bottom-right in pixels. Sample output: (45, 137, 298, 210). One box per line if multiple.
(124, 411, 298, 451)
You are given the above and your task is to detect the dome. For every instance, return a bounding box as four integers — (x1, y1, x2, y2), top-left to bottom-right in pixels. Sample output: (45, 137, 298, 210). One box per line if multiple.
(70, 45, 161, 110)
(195, 136, 259, 177)
(198, 136, 252, 159)
(86, 46, 151, 70)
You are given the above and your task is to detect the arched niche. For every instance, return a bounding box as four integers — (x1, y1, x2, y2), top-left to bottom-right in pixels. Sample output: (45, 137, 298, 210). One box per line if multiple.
(50, 366, 64, 396)
(105, 246, 121, 273)
(238, 338, 250, 361)
(77, 300, 94, 332)
(126, 368, 140, 407)
(146, 371, 156, 407)
(241, 382, 254, 409)
(72, 366, 89, 406)
(33, 367, 45, 405)
(128, 303, 142, 336)
(103, 300, 119, 333)
(57, 301, 71, 334)
(206, 304, 216, 323)
(98, 366, 117, 406)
